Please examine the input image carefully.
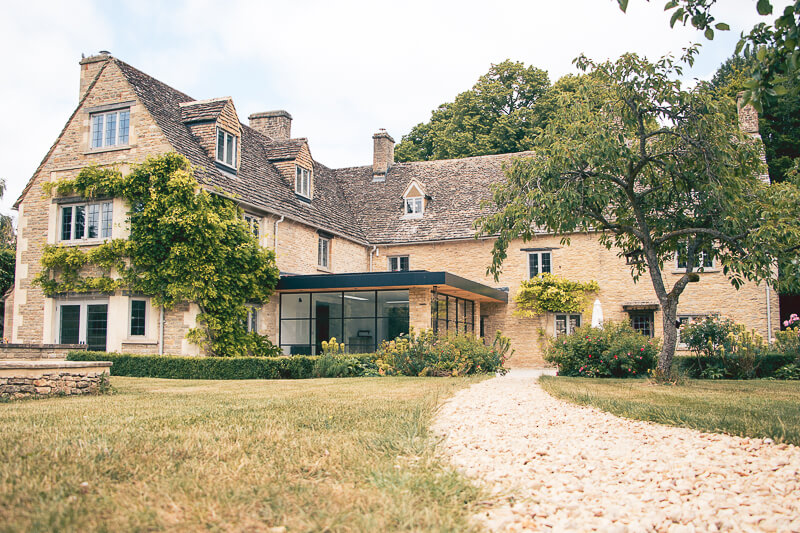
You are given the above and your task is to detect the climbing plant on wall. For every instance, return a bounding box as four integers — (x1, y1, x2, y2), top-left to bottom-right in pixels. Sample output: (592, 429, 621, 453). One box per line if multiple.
(514, 273, 599, 317)
(35, 153, 281, 357)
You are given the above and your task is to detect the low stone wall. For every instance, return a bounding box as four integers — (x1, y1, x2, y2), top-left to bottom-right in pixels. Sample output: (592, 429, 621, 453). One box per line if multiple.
(0, 344, 86, 360)
(0, 360, 112, 400)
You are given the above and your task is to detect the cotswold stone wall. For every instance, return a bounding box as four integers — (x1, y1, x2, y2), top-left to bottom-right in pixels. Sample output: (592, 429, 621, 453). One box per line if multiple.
(0, 344, 84, 360)
(0, 361, 111, 399)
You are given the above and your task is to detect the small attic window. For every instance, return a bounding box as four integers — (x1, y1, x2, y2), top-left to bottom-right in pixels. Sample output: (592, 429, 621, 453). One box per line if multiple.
(216, 127, 237, 168)
(402, 181, 426, 218)
(296, 166, 312, 199)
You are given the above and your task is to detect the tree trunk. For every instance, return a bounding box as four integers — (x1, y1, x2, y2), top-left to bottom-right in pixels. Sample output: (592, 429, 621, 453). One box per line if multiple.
(656, 297, 679, 378)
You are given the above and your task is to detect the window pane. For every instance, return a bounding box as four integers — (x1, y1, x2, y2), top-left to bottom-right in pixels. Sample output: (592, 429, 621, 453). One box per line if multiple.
(542, 252, 552, 273)
(101, 202, 113, 238)
(378, 290, 409, 321)
(61, 206, 73, 241)
(249, 309, 258, 333)
(344, 318, 374, 353)
(378, 315, 408, 344)
(312, 292, 343, 319)
(118, 110, 130, 145)
(92, 114, 104, 148)
(74, 205, 85, 239)
(280, 319, 310, 345)
(59, 305, 81, 344)
(87, 204, 100, 239)
(130, 300, 146, 336)
(344, 291, 375, 317)
(105, 112, 117, 146)
(399, 256, 409, 271)
(86, 304, 108, 351)
(529, 253, 539, 277)
(556, 315, 567, 337)
(281, 294, 310, 319)
(217, 129, 225, 162)
(569, 314, 581, 332)
(226, 132, 234, 166)
(318, 237, 329, 268)
(313, 318, 342, 354)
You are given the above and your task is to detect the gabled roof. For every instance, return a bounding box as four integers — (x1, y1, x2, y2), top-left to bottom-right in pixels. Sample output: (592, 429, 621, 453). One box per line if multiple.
(179, 98, 231, 123)
(262, 138, 308, 161)
(332, 152, 533, 244)
(112, 59, 368, 243)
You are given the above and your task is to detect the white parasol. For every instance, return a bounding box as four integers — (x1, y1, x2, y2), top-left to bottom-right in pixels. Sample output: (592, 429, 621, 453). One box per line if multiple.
(591, 298, 604, 328)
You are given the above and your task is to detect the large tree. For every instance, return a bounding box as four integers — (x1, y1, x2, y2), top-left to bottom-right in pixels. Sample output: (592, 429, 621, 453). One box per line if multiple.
(395, 60, 551, 162)
(476, 52, 800, 378)
(617, 0, 800, 111)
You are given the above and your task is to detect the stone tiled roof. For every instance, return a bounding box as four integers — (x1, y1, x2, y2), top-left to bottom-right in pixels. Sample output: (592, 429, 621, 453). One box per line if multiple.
(179, 98, 230, 123)
(332, 152, 533, 244)
(114, 59, 367, 243)
(262, 139, 307, 161)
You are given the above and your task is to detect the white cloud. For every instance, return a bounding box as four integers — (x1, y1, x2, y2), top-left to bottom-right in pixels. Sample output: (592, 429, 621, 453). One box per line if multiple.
(0, 0, 783, 216)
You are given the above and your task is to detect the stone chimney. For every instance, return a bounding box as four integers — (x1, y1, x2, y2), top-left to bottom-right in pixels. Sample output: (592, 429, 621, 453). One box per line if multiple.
(737, 92, 760, 135)
(372, 129, 395, 180)
(79, 51, 111, 101)
(248, 110, 292, 140)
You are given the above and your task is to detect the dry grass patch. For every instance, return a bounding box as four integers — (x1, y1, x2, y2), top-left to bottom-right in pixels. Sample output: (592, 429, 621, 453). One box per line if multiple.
(540, 376, 800, 445)
(0, 376, 487, 532)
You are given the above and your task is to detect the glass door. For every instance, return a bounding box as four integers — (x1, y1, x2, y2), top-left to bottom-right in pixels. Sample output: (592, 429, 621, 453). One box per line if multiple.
(57, 301, 108, 351)
(86, 304, 108, 351)
(59, 305, 81, 344)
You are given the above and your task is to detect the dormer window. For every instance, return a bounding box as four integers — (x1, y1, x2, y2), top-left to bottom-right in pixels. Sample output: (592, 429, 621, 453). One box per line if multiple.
(296, 166, 312, 199)
(402, 180, 426, 218)
(90, 108, 130, 149)
(216, 127, 237, 168)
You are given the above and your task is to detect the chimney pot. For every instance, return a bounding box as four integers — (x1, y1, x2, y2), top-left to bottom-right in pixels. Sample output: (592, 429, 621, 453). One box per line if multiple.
(249, 110, 292, 140)
(373, 129, 395, 180)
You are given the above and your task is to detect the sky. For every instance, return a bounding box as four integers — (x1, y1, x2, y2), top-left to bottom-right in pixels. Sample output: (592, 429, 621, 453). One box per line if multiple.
(0, 0, 785, 218)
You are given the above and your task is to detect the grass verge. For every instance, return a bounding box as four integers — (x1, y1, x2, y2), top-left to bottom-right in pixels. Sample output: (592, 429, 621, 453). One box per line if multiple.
(539, 376, 800, 445)
(0, 376, 486, 532)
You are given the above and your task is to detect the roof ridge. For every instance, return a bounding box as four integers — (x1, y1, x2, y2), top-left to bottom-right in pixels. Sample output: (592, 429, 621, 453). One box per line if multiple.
(179, 97, 231, 107)
(113, 58, 194, 101)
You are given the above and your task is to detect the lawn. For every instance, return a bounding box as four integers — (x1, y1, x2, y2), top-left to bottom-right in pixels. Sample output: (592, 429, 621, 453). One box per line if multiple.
(540, 376, 800, 445)
(0, 376, 486, 532)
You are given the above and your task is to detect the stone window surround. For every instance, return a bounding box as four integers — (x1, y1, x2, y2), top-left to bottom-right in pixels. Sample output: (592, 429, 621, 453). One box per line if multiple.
(58, 199, 113, 243)
(84, 100, 135, 154)
(129, 297, 148, 338)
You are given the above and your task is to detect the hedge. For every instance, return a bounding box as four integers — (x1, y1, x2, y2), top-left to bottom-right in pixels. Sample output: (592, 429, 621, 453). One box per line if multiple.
(674, 354, 796, 379)
(67, 351, 319, 380)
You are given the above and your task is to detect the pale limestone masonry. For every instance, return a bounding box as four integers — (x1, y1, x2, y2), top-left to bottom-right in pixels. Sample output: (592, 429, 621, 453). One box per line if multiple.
(0, 344, 84, 360)
(249, 110, 292, 140)
(0, 360, 111, 399)
(6, 53, 781, 366)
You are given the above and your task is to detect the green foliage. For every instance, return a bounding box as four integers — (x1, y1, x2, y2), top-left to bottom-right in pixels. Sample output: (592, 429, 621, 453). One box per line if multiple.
(475, 51, 800, 377)
(775, 363, 800, 379)
(514, 273, 599, 316)
(375, 329, 511, 377)
(680, 315, 773, 379)
(544, 321, 659, 378)
(395, 60, 551, 161)
(675, 354, 795, 378)
(67, 351, 317, 379)
(775, 315, 800, 358)
(618, 0, 800, 111)
(35, 153, 281, 357)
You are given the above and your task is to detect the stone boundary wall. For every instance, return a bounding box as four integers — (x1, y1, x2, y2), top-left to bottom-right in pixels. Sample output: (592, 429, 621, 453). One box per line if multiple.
(0, 344, 86, 360)
(0, 361, 111, 400)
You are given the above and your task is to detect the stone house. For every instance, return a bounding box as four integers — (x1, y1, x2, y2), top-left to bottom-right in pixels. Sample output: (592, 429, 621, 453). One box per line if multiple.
(3, 53, 780, 367)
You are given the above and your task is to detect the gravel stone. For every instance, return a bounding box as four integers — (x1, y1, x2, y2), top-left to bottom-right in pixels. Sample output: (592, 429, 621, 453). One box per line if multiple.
(433, 371, 800, 532)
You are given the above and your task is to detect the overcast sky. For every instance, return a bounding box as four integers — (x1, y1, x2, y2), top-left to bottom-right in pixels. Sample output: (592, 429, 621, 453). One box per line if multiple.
(0, 0, 784, 217)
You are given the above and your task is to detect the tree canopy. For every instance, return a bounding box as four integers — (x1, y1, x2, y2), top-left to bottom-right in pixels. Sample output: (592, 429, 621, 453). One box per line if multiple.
(476, 52, 800, 377)
(395, 60, 551, 161)
(617, 0, 800, 111)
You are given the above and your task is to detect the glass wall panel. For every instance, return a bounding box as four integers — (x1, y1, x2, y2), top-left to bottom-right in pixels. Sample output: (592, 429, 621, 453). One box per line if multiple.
(282, 294, 310, 318)
(312, 293, 343, 318)
(280, 319, 310, 346)
(312, 318, 342, 354)
(344, 291, 375, 317)
(344, 318, 375, 353)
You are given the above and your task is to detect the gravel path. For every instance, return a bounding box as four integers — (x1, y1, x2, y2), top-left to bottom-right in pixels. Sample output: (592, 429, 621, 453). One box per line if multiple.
(433, 371, 800, 532)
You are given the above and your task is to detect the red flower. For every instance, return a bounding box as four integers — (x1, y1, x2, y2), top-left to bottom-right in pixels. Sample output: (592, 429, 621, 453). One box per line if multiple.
(640, 348, 645, 351)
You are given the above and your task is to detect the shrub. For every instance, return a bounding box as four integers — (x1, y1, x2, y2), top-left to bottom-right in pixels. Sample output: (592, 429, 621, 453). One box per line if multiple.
(67, 351, 317, 380)
(775, 363, 800, 380)
(544, 321, 659, 377)
(675, 354, 795, 378)
(375, 329, 511, 377)
(514, 273, 599, 316)
(775, 313, 800, 359)
(680, 315, 770, 379)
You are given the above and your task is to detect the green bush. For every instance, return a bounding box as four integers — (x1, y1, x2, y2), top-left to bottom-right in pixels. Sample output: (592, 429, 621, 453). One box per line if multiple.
(544, 321, 659, 377)
(680, 315, 774, 379)
(775, 363, 800, 380)
(674, 354, 795, 378)
(67, 351, 317, 380)
(375, 329, 511, 377)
